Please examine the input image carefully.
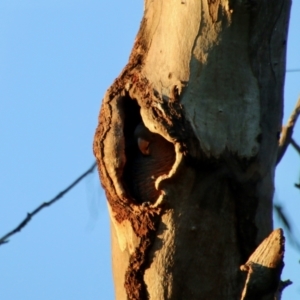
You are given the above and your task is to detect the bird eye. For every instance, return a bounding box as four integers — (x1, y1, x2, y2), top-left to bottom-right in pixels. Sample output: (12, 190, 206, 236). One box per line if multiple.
(138, 138, 151, 155)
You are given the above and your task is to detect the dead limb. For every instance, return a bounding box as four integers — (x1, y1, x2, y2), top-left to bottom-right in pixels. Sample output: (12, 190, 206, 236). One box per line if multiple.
(277, 97, 300, 164)
(240, 229, 285, 300)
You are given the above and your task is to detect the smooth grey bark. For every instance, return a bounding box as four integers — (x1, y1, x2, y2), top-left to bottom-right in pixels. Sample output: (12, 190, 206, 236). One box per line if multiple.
(94, 1, 291, 299)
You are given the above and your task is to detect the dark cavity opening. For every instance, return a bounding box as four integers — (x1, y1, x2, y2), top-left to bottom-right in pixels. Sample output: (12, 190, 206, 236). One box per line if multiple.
(121, 94, 176, 204)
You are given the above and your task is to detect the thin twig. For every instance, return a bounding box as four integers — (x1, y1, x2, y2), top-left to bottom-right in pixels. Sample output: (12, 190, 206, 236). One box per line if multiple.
(289, 139, 300, 189)
(277, 97, 300, 164)
(291, 138, 300, 155)
(286, 69, 300, 73)
(274, 204, 300, 251)
(0, 162, 97, 246)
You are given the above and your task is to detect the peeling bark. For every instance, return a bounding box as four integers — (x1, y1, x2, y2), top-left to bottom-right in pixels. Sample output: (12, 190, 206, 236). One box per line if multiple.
(93, 0, 291, 299)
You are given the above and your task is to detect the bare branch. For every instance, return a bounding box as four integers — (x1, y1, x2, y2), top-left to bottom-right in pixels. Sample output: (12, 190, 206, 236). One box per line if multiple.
(291, 138, 300, 155)
(274, 204, 291, 231)
(274, 204, 300, 251)
(290, 139, 300, 189)
(0, 162, 97, 246)
(277, 97, 300, 164)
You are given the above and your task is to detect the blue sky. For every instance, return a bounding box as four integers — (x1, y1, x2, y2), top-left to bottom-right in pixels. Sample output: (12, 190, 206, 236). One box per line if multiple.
(0, 1, 299, 299)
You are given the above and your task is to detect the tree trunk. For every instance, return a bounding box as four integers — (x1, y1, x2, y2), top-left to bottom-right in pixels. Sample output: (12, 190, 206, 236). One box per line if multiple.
(93, 1, 291, 299)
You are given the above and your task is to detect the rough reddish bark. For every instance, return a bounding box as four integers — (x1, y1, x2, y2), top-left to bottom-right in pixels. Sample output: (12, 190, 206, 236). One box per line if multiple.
(93, 1, 291, 299)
